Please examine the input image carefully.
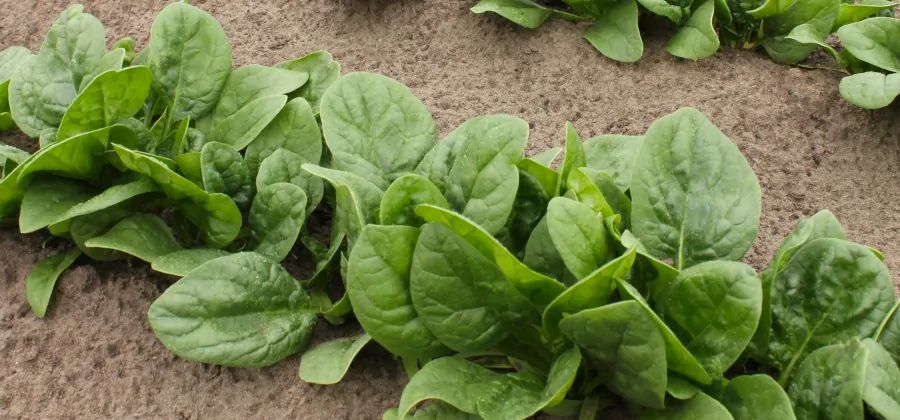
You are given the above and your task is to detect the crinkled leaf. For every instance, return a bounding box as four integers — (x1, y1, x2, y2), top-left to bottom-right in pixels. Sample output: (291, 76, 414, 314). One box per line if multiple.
(786, 340, 867, 419)
(249, 182, 307, 262)
(721, 374, 796, 420)
(201, 142, 251, 208)
(379, 174, 449, 226)
(257, 149, 324, 214)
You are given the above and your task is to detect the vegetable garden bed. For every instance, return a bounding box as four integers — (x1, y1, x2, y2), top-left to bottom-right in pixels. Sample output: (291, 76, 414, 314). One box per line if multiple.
(1, 1, 899, 419)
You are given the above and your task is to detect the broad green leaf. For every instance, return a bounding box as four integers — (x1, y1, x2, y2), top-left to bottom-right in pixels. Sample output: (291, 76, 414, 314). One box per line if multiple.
(470, 0, 554, 29)
(862, 339, 900, 419)
(560, 301, 667, 409)
(151, 248, 230, 276)
(666, 0, 720, 60)
(84, 213, 183, 262)
(784, 23, 843, 63)
(640, 392, 733, 419)
(583, 134, 642, 192)
(346, 225, 449, 359)
(769, 238, 896, 373)
(19, 177, 94, 233)
(721, 374, 796, 420)
(748, 0, 797, 17)
(546, 197, 610, 279)
(532, 147, 561, 166)
(0, 46, 31, 81)
(148, 252, 317, 367)
(302, 164, 384, 245)
(25, 248, 81, 318)
(249, 182, 307, 262)
(837, 17, 900, 72)
(276, 50, 341, 113)
(304, 234, 345, 287)
(147, 2, 232, 120)
(636, 0, 687, 22)
(379, 174, 449, 226)
(517, 158, 559, 199)
(543, 248, 636, 334)
(761, 0, 840, 64)
(320, 72, 437, 187)
(202, 64, 307, 130)
(657, 261, 762, 377)
(409, 223, 533, 353)
(786, 340, 867, 419)
(839, 72, 900, 109)
(501, 168, 550, 254)
(46, 177, 159, 230)
(76, 48, 126, 92)
(113, 144, 241, 248)
(397, 349, 581, 419)
(880, 303, 900, 364)
(416, 205, 566, 307)
(631, 107, 761, 270)
(257, 149, 324, 214)
(834, 1, 899, 30)
(201, 142, 251, 208)
(523, 216, 572, 284)
(57, 66, 152, 139)
(667, 376, 701, 400)
(565, 167, 615, 219)
(584, 0, 644, 63)
(244, 97, 321, 173)
(298, 334, 371, 385)
(205, 94, 287, 150)
(384, 402, 480, 420)
(69, 204, 131, 261)
(557, 122, 586, 195)
(580, 168, 631, 227)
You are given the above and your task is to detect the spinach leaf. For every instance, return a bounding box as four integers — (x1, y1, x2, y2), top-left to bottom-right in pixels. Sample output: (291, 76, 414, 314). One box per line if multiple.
(57, 66, 152, 140)
(833, 1, 899, 30)
(636, 0, 688, 22)
(276, 50, 341, 114)
(69, 204, 132, 261)
(302, 164, 384, 245)
(19, 177, 94, 234)
(148, 252, 317, 367)
(384, 402, 480, 420)
(409, 223, 533, 353)
(151, 248, 230, 276)
(147, 2, 232, 120)
(532, 147, 562, 167)
(379, 174, 449, 227)
(720, 374, 796, 420)
(879, 302, 900, 364)
(523, 215, 572, 284)
(0, 143, 30, 165)
(470, 0, 556, 29)
(557, 122, 587, 195)
(256, 149, 324, 214)
(560, 301, 668, 409)
(416, 205, 566, 307)
(786, 340, 867, 419)
(346, 225, 448, 360)
(249, 182, 307, 262)
(839, 72, 900, 109)
(761, 0, 840, 64)
(837, 17, 900, 72)
(298, 334, 371, 385)
(25, 248, 81, 318)
(84, 213, 183, 263)
(201, 142, 251, 208)
(516, 158, 559, 198)
(584, 0, 644, 63)
(546, 196, 610, 280)
(565, 167, 616, 219)
(640, 391, 734, 419)
(320, 72, 437, 187)
(583, 134, 642, 192)
(631, 107, 761, 270)
(769, 238, 895, 375)
(200, 64, 307, 132)
(0, 46, 31, 82)
(666, 0, 721, 60)
(204, 94, 287, 150)
(861, 338, 900, 419)
(244, 97, 321, 174)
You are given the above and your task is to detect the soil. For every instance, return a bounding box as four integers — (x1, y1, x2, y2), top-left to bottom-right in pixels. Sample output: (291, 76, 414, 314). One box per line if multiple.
(1, 0, 899, 418)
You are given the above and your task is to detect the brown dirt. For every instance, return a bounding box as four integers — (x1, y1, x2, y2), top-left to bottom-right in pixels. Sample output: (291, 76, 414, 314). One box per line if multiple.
(1, 0, 899, 418)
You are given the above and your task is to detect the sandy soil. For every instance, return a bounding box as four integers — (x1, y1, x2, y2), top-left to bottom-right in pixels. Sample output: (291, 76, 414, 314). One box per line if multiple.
(1, 0, 898, 418)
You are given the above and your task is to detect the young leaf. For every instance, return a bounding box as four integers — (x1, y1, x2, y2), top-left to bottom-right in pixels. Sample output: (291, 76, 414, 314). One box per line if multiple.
(666, 0, 720, 60)
(320, 72, 437, 187)
(836, 17, 900, 72)
(257, 149, 324, 214)
(19, 177, 94, 234)
(583, 0, 644, 63)
(720, 374, 796, 420)
(523, 216, 572, 284)
(84, 213, 183, 263)
(25, 248, 81, 318)
(276, 50, 341, 113)
(205, 94, 287, 150)
(148, 252, 317, 367)
(298, 334, 371, 385)
(379, 174, 449, 227)
(557, 122, 586, 195)
(302, 164, 384, 245)
(546, 197, 610, 280)
(761, 0, 840, 64)
(562, 301, 668, 409)
(147, 2, 232, 120)
(202, 64, 307, 130)
(151, 248, 230, 277)
(839, 72, 900, 110)
(786, 340, 867, 419)
(47, 177, 159, 230)
(470, 0, 555, 29)
(249, 182, 307, 262)
(531, 147, 562, 167)
(244, 97, 321, 173)
(57, 66, 152, 139)
(630, 107, 761, 270)
(347, 225, 448, 360)
(201, 142, 252, 208)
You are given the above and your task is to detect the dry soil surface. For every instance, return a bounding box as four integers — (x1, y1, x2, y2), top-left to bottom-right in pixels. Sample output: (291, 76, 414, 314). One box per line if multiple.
(1, 0, 899, 418)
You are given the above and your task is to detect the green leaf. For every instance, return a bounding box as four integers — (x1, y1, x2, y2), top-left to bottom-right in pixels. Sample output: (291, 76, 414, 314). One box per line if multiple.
(546, 197, 610, 279)
(321, 72, 437, 187)
(25, 248, 81, 318)
(84, 213, 183, 263)
(347, 225, 448, 359)
(471, 0, 554, 29)
(409, 223, 533, 353)
(302, 164, 384, 245)
(57, 66, 152, 140)
(0, 46, 32, 81)
(379, 174, 449, 226)
(839, 72, 900, 109)
(532, 147, 561, 166)
(565, 167, 616, 219)
(205, 94, 287, 150)
(245, 97, 321, 174)
(631, 107, 761, 270)
(249, 182, 307, 262)
(276, 50, 341, 114)
(583, 135, 642, 192)
(769, 238, 896, 374)
(657, 261, 762, 377)
(113, 144, 242, 248)
(77, 48, 126, 92)
(640, 391, 734, 419)
(201, 142, 252, 208)
(583, 0, 644, 63)
(761, 0, 840, 64)
(837, 17, 900, 72)
(50, 177, 158, 230)
(147, 2, 232, 120)
(558, 122, 587, 195)
(524, 216, 572, 284)
(0, 143, 30, 164)
(786, 340, 867, 419)
(784, 23, 843, 63)
(834, 1, 899, 30)
(255, 149, 324, 214)
(202, 64, 307, 131)
(416, 205, 566, 307)
(19, 177, 94, 234)
(148, 252, 317, 367)
(861, 338, 900, 419)
(516, 158, 559, 197)
(561, 300, 667, 409)
(748, 0, 798, 17)
(298, 334, 371, 385)
(69, 204, 131, 261)
(636, 0, 687, 22)
(151, 248, 231, 276)
(720, 374, 796, 420)
(879, 303, 900, 364)
(666, 0, 720, 60)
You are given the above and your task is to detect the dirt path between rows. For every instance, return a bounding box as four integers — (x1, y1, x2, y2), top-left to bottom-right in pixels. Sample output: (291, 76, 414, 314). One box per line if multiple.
(1, 1, 898, 418)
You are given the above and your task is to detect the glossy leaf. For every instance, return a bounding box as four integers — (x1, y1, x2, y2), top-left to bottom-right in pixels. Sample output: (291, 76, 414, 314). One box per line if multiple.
(720, 374, 796, 420)
(546, 197, 610, 280)
(584, 0, 644, 63)
(298, 334, 371, 385)
(57, 66, 152, 139)
(839, 71, 900, 110)
(244, 97, 321, 173)
(151, 248, 230, 276)
(201, 142, 251, 208)
(666, 0, 720, 60)
(837, 17, 900, 72)
(25, 248, 81, 318)
(84, 213, 183, 263)
(379, 174, 449, 227)
(19, 177, 94, 234)
(276, 50, 341, 113)
(249, 182, 307, 262)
